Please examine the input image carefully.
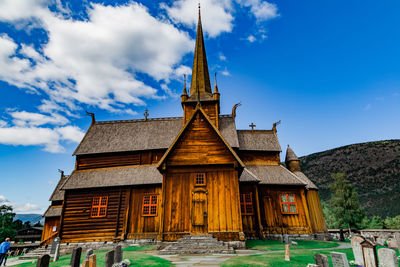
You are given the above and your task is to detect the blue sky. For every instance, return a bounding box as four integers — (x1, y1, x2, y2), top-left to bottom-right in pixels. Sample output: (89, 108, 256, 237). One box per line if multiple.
(0, 0, 399, 214)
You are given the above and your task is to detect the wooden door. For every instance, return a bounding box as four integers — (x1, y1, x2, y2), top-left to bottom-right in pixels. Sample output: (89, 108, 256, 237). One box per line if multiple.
(191, 189, 208, 234)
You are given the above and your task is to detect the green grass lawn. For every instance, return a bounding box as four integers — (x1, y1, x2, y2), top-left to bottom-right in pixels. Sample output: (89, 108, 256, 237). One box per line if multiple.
(15, 246, 170, 267)
(246, 239, 340, 251)
(222, 248, 355, 267)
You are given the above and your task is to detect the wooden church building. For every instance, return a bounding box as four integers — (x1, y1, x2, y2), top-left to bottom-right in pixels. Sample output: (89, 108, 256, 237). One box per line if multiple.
(41, 10, 326, 245)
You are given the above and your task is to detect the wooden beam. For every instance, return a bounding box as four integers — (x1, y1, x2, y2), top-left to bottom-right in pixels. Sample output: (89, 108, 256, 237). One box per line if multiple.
(122, 188, 131, 239)
(254, 184, 264, 239)
(115, 188, 123, 238)
(300, 189, 313, 233)
(58, 192, 67, 241)
(158, 173, 167, 241)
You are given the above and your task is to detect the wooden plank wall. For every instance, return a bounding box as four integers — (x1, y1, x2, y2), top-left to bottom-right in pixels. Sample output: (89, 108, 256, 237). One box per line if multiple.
(167, 112, 234, 166)
(306, 190, 327, 233)
(184, 103, 218, 126)
(41, 217, 60, 242)
(162, 168, 242, 241)
(127, 185, 162, 239)
(239, 184, 258, 237)
(61, 187, 127, 242)
(258, 185, 312, 235)
(238, 151, 280, 165)
(76, 150, 165, 170)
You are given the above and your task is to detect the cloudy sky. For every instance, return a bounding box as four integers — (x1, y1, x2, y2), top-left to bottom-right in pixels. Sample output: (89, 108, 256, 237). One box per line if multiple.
(0, 0, 399, 214)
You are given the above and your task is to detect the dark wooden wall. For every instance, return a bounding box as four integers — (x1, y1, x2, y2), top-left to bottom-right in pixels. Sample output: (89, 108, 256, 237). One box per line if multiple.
(239, 151, 280, 165)
(61, 187, 127, 243)
(183, 102, 218, 127)
(258, 185, 312, 235)
(41, 217, 60, 242)
(162, 167, 242, 241)
(76, 150, 165, 170)
(239, 184, 260, 238)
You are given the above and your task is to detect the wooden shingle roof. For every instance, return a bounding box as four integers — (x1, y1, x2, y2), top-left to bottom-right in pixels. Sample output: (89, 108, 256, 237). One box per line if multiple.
(293, 171, 318, 190)
(237, 130, 281, 151)
(48, 175, 69, 201)
(62, 165, 162, 190)
(73, 116, 239, 155)
(43, 206, 62, 217)
(244, 165, 305, 185)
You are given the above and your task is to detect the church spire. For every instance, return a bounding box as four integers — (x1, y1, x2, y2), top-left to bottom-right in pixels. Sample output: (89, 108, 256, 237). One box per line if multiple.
(190, 4, 212, 98)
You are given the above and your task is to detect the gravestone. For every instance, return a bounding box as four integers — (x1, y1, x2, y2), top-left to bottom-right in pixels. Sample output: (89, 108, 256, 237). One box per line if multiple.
(351, 234, 365, 266)
(284, 244, 290, 261)
(114, 245, 123, 263)
(85, 249, 94, 260)
(284, 234, 290, 244)
(378, 248, 398, 267)
(36, 254, 50, 267)
(314, 253, 329, 267)
(339, 228, 345, 242)
(89, 254, 96, 267)
(82, 260, 89, 267)
(70, 247, 82, 267)
(361, 239, 378, 267)
(394, 233, 400, 251)
(105, 250, 114, 267)
(50, 237, 60, 255)
(53, 244, 60, 262)
(330, 252, 349, 267)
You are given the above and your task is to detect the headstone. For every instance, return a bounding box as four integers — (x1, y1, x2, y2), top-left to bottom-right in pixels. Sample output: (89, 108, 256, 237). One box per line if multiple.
(50, 237, 60, 254)
(378, 248, 398, 267)
(70, 247, 82, 267)
(36, 254, 50, 267)
(394, 233, 400, 252)
(284, 244, 290, 261)
(85, 249, 94, 260)
(314, 254, 329, 267)
(89, 254, 96, 267)
(351, 234, 365, 266)
(53, 244, 60, 262)
(376, 238, 385, 246)
(284, 234, 290, 244)
(361, 239, 378, 267)
(114, 245, 123, 263)
(82, 260, 89, 267)
(105, 250, 115, 267)
(330, 252, 349, 267)
(339, 228, 345, 242)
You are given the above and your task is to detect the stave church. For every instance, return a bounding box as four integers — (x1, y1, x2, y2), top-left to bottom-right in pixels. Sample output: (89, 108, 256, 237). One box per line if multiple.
(41, 9, 326, 246)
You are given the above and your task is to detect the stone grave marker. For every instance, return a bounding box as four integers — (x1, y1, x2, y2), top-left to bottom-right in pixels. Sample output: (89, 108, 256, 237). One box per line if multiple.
(378, 248, 398, 267)
(339, 228, 345, 242)
(351, 234, 365, 266)
(89, 254, 96, 267)
(361, 239, 378, 267)
(82, 260, 89, 267)
(50, 237, 60, 255)
(330, 252, 349, 267)
(284, 244, 290, 261)
(394, 232, 400, 251)
(284, 234, 290, 244)
(36, 254, 50, 267)
(85, 249, 94, 260)
(114, 245, 123, 263)
(314, 253, 329, 267)
(105, 250, 115, 267)
(70, 247, 82, 267)
(53, 244, 60, 262)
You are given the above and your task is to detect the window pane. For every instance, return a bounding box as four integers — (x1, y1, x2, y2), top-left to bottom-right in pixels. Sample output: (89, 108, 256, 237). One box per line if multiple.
(144, 196, 150, 204)
(151, 196, 157, 204)
(91, 207, 98, 217)
(289, 204, 297, 213)
(99, 207, 106, 216)
(150, 206, 157, 215)
(282, 204, 289, 212)
(93, 197, 100, 205)
(281, 194, 287, 203)
(246, 204, 253, 213)
(100, 197, 107, 206)
(143, 206, 149, 214)
(245, 194, 252, 203)
(288, 194, 295, 203)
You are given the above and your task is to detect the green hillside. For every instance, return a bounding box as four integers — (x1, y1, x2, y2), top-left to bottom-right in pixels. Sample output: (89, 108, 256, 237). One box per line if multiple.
(300, 140, 400, 218)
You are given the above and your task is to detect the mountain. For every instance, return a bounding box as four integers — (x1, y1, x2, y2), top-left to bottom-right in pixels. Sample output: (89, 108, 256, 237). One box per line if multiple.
(300, 140, 400, 218)
(14, 213, 44, 224)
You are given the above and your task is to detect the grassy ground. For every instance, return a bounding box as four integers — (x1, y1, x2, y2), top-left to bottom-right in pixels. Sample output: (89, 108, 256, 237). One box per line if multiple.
(246, 239, 340, 251)
(15, 245, 170, 267)
(222, 248, 354, 267)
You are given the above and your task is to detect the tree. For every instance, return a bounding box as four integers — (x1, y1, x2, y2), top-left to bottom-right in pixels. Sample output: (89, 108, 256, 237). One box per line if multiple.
(13, 219, 23, 231)
(321, 201, 336, 228)
(328, 173, 365, 229)
(385, 215, 400, 229)
(0, 204, 17, 241)
(368, 216, 385, 229)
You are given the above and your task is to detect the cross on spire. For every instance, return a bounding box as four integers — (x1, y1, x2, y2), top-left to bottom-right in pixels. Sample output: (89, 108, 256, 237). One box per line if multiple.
(249, 122, 256, 133)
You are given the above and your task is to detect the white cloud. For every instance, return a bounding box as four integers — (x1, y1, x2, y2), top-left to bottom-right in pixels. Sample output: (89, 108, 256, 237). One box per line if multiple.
(0, 120, 7, 127)
(56, 125, 85, 143)
(10, 111, 69, 127)
(247, 35, 256, 43)
(237, 0, 279, 22)
(0, 195, 7, 202)
(221, 68, 231, 76)
(219, 53, 227, 61)
(162, 0, 234, 38)
(0, 195, 41, 213)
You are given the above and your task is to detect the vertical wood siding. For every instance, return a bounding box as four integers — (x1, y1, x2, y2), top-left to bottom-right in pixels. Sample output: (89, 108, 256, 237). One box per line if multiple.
(41, 217, 60, 242)
(306, 190, 327, 233)
(239, 184, 259, 237)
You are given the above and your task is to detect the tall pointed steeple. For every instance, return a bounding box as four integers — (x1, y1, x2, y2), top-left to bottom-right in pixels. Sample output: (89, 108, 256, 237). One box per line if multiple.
(190, 4, 212, 98)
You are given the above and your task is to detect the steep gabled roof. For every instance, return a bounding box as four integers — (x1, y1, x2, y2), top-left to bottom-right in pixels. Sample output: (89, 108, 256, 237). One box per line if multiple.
(157, 107, 245, 169)
(43, 206, 62, 217)
(285, 145, 299, 162)
(293, 171, 318, 189)
(237, 130, 281, 151)
(244, 165, 306, 185)
(48, 175, 69, 201)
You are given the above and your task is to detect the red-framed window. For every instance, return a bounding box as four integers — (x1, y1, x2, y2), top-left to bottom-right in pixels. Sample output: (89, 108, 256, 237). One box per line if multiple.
(240, 193, 253, 215)
(91, 196, 108, 218)
(280, 193, 297, 214)
(142, 195, 158, 216)
(195, 173, 206, 186)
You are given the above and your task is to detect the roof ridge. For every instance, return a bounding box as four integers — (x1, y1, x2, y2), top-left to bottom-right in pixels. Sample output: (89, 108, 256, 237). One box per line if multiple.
(95, 117, 183, 124)
(237, 129, 274, 133)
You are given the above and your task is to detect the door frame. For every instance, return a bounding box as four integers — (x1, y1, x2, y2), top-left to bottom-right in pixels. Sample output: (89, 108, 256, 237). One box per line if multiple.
(190, 188, 208, 234)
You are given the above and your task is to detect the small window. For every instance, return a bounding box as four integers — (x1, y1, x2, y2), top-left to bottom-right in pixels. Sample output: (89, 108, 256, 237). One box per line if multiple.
(195, 173, 206, 186)
(91, 196, 108, 218)
(240, 193, 253, 215)
(142, 195, 158, 216)
(280, 193, 297, 214)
